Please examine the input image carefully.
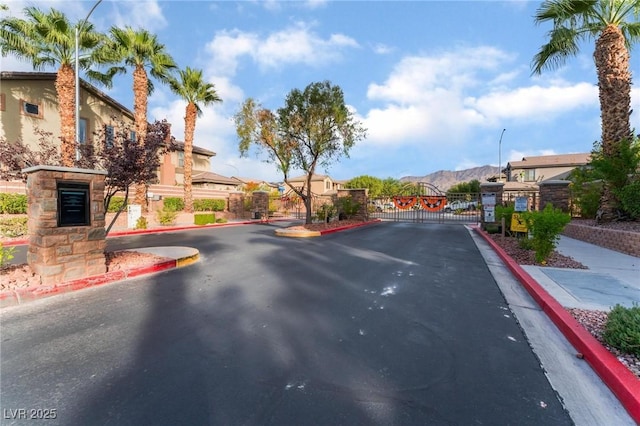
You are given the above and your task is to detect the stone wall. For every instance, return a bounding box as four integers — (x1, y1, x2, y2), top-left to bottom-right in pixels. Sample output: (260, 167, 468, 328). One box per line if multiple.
(251, 191, 269, 219)
(337, 189, 368, 220)
(538, 180, 571, 212)
(24, 166, 107, 285)
(562, 223, 640, 257)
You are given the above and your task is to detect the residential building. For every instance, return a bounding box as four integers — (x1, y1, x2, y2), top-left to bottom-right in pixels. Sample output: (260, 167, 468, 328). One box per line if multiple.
(0, 71, 217, 187)
(284, 173, 343, 196)
(505, 153, 591, 184)
(191, 171, 241, 191)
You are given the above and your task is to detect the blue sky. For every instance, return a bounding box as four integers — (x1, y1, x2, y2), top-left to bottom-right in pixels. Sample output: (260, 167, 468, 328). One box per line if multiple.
(3, 0, 639, 183)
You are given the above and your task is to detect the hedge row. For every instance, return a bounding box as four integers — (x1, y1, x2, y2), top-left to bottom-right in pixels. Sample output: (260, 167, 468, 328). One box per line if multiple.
(0, 193, 227, 214)
(0, 193, 27, 214)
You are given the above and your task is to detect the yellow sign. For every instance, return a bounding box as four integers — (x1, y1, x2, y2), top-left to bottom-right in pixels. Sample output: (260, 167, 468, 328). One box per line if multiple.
(511, 213, 528, 233)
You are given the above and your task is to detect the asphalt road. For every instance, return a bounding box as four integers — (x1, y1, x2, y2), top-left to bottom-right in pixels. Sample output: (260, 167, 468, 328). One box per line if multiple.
(0, 222, 572, 425)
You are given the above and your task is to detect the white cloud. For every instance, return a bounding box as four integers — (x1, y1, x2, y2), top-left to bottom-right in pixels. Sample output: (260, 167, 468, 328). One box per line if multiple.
(372, 43, 393, 55)
(204, 22, 359, 76)
(465, 82, 598, 123)
(110, 1, 167, 32)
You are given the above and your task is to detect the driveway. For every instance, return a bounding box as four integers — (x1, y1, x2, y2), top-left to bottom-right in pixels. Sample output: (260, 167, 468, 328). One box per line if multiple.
(0, 222, 571, 425)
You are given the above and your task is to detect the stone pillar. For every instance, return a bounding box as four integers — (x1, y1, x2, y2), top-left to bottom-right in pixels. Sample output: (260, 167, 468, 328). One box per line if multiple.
(228, 192, 245, 219)
(251, 191, 269, 219)
(480, 182, 504, 227)
(538, 180, 571, 212)
(23, 165, 107, 285)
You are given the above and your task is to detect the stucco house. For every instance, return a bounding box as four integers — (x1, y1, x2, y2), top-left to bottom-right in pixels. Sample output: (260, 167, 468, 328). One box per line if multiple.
(284, 173, 343, 196)
(505, 153, 591, 184)
(0, 71, 216, 187)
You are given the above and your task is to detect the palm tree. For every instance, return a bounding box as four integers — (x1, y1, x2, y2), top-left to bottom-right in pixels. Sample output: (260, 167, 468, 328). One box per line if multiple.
(0, 6, 104, 167)
(168, 67, 222, 213)
(532, 0, 640, 222)
(103, 26, 177, 209)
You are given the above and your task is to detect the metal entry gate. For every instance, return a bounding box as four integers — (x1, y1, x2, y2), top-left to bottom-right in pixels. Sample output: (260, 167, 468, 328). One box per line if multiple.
(369, 182, 480, 224)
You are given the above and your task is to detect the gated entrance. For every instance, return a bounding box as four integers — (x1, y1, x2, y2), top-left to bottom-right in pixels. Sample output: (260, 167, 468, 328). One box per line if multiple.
(369, 182, 480, 224)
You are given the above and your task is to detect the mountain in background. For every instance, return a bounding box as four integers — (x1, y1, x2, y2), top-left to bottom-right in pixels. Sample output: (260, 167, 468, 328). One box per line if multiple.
(401, 165, 499, 191)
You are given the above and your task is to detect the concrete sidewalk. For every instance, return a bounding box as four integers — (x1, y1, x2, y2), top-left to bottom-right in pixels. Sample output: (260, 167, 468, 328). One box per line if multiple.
(473, 228, 640, 424)
(522, 236, 640, 311)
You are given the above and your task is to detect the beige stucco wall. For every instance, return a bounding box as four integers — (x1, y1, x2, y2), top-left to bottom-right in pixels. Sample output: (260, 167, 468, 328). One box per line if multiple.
(510, 165, 578, 182)
(0, 78, 133, 150)
(285, 176, 338, 195)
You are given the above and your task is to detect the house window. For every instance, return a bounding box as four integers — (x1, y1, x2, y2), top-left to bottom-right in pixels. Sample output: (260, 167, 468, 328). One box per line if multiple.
(105, 125, 115, 148)
(523, 169, 536, 182)
(325, 180, 331, 190)
(79, 118, 88, 143)
(178, 152, 184, 167)
(20, 99, 43, 118)
(130, 130, 136, 142)
(0, 93, 5, 111)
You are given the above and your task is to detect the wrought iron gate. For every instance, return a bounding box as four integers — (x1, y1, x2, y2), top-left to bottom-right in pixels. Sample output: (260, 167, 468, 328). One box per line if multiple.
(369, 182, 480, 224)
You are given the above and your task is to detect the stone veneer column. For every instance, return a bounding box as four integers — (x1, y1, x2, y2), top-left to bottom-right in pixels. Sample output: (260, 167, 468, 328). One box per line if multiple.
(228, 192, 245, 219)
(337, 189, 368, 220)
(23, 165, 108, 285)
(251, 191, 269, 219)
(538, 180, 571, 212)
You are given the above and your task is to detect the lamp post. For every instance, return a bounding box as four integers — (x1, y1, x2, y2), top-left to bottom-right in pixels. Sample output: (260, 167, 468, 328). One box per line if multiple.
(75, 0, 103, 157)
(498, 128, 506, 182)
(224, 162, 240, 177)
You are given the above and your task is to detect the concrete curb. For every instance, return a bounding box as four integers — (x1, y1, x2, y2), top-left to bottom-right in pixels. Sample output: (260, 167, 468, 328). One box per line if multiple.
(274, 219, 382, 238)
(473, 227, 640, 423)
(0, 253, 196, 309)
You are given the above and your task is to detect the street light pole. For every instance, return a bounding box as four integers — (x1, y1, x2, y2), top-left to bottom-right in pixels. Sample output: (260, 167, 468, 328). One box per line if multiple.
(75, 0, 103, 158)
(498, 128, 506, 182)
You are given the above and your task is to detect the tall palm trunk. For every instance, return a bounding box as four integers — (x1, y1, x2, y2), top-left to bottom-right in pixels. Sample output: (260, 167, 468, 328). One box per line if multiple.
(56, 64, 76, 167)
(133, 65, 149, 211)
(594, 24, 633, 222)
(183, 102, 197, 213)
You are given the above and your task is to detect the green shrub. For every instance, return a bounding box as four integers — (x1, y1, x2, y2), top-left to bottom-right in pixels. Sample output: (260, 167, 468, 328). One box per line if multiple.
(135, 216, 148, 230)
(0, 243, 15, 268)
(603, 304, 640, 356)
(521, 204, 571, 263)
(215, 217, 227, 224)
(315, 203, 336, 222)
(495, 204, 515, 233)
(616, 181, 640, 219)
(156, 209, 177, 226)
(163, 197, 184, 212)
(338, 196, 360, 219)
(0, 217, 28, 237)
(194, 213, 215, 225)
(0, 193, 27, 214)
(107, 196, 126, 213)
(193, 198, 226, 212)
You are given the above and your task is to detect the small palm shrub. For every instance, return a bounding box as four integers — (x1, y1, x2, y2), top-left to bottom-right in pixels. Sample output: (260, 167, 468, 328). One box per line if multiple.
(135, 216, 148, 230)
(156, 208, 177, 226)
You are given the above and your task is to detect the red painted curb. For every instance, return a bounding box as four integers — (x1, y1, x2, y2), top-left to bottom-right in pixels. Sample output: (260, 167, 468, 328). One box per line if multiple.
(473, 227, 640, 423)
(125, 259, 176, 278)
(0, 261, 176, 308)
(319, 219, 382, 235)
